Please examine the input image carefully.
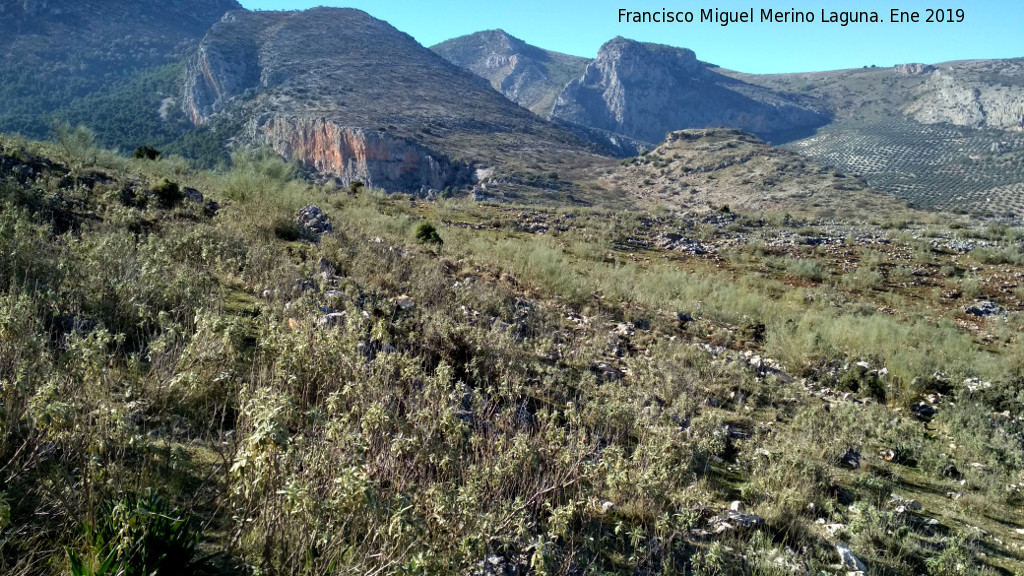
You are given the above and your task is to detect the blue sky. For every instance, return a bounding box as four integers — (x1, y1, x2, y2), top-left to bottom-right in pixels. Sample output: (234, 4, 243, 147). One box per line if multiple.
(237, 1, 1022, 73)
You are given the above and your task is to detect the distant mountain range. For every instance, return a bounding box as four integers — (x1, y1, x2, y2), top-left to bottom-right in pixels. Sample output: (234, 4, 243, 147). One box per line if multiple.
(1, 2, 1021, 210)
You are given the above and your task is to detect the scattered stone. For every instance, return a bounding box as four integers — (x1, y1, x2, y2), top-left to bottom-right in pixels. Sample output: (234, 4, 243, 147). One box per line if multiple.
(711, 510, 765, 534)
(657, 233, 709, 255)
(203, 200, 220, 217)
(317, 312, 346, 329)
(911, 401, 936, 422)
(889, 494, 923, 512)
(965, 300, 1006, 317)
(729, 501, 745, 512)
(836, 545, 867, 573)
(942, 463, 964, 481)
(296, 205, 333, 240)
(963, 378, 992, 392)
(182, 187, 203, 202)
(839, 448, 862, 470)
(613, 322, 635, 337)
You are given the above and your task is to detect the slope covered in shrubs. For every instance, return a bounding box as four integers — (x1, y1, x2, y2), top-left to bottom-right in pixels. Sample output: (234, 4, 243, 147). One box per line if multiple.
(1, 134, 1022, 575)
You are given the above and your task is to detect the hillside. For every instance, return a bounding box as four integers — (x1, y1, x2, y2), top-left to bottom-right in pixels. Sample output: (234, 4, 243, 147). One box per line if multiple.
(0, 0, 241, 140)
(2, 132, 1023, 575)
(603, 128, 910, 220)
(431, 30, 591, 118)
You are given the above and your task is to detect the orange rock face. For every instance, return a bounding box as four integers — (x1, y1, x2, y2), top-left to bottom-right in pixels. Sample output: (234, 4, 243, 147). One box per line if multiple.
(256, 116, 466, 193)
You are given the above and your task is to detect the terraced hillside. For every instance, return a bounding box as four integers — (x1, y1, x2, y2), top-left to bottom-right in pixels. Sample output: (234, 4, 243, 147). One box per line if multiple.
(603, 128, 911, 220)
(790, 119, 1024, 216)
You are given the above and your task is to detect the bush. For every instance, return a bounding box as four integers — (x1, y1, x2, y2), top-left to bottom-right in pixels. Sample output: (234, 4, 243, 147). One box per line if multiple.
(349, 180, 365, 194)
(415, 221, 442, 245)
(132, 145, 160, 161)
(68, 491, 201, 576)
(151, 178, 183, 208)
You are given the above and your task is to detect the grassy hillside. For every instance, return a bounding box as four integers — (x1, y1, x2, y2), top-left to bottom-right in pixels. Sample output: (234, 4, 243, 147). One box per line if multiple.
(0, 134, 1022, 575)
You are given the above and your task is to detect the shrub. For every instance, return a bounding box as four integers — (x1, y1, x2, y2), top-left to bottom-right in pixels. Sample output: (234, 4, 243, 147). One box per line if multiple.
(132, 145, 160, 161)
(415, 221, 442, 245)
(68, 491, 201, 576)
(349, 180, 365, 194)
(151, 178, 183, 208)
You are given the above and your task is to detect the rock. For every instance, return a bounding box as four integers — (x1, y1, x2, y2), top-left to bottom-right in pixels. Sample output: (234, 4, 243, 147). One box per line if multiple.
(894, 63, 936, 76)
(942, 462, 964, 481)
(911, 401, 937, 422)
(203, 200, 220, 217)
(947, 491, 965, 500)
(836, 545, 867, 573)
(599, 499, 616, 514)
(182, 187, 204, 202)
(297, 206, 333, 239)
(965, 300, 1006, 317)
(729, 501, 745, 512)
(255, 118, 468, 194)
(325, 290, 345, 300)
(889, 494, 923, 511)
(711, 510, 765, 533)
(839, 448, 862, 470)
(657, 233, 709, 255)
(317, 312, 346, 328)
(395, 295, 414, 310)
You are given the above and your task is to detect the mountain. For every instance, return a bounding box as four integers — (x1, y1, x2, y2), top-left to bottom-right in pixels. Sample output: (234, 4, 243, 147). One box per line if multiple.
(724, 61, 1024, 213)
(431, 30, 590, 118)
(182, 8, 622, 193)
(550, 37, 830, 146)
(0, 0, 242, 138)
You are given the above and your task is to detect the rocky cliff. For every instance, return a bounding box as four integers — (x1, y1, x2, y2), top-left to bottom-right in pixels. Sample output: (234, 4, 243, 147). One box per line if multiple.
(251, 116, 469, 192)
(432, 30, 590, 117)
(907, 63, 1024, 131)
(181, 8, 612, 193)
(550, 37, 829, 145)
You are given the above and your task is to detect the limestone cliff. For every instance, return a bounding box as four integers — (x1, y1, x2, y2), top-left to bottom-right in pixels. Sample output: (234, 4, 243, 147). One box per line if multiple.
(250, 116, 469, 192)
(550, 37, 828, 145)
(907, 64, 1024, 131)
(179, 7, 612, 195)
(432, 30, 590, 117)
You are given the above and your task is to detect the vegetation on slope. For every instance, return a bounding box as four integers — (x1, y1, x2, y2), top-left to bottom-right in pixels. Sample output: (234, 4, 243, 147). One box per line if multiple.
(0, 132, 1022, 575)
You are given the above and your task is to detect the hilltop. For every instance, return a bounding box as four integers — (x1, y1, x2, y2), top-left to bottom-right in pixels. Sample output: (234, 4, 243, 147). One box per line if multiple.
(431, 29, 590, 118)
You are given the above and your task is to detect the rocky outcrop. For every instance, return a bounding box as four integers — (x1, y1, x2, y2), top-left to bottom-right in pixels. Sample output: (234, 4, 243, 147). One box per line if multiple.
(250, 116, 469, 193)
(907, 70, 1024, 131)
(432, 30, 590, 117)
(183, 32, 262, 124)
(550, 37, 828, 145)
(894, 63, 936, 76)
